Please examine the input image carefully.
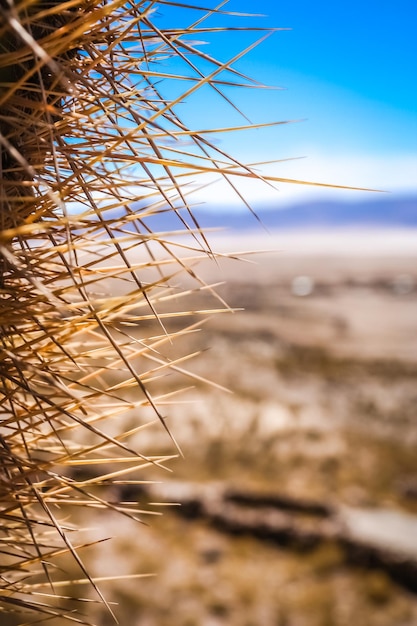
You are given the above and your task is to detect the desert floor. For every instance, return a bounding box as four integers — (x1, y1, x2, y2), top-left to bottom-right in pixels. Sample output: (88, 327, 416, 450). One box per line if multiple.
(20, 230, 417, 626)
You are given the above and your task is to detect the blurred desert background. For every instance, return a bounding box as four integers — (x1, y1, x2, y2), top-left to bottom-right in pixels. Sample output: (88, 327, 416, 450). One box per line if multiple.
(27, 222, 416, 626)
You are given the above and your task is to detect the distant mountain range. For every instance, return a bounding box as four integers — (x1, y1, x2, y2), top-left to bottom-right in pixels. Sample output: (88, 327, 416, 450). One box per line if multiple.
(138, 195, 417, 232)
(193, 195, 417, 231)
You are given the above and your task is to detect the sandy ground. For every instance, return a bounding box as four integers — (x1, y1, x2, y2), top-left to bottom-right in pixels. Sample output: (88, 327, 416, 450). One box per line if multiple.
(113, 231, 417, 625)
(76, 229, 416, 626)
(13, 229, 416, 626)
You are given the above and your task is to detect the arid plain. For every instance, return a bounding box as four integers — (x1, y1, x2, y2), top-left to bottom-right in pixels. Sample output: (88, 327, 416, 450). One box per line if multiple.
(27, 229, 417, 626)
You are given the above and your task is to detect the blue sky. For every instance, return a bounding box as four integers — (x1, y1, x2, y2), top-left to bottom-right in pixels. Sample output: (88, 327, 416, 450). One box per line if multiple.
(153, 0, 417, 207)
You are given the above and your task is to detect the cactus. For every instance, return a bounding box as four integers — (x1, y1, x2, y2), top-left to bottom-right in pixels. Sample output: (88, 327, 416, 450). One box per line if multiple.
(0, 2, 358, 624)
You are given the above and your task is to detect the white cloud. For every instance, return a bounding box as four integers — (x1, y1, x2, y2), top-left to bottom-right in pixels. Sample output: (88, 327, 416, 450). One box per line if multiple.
(189, 152, 417, 208)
